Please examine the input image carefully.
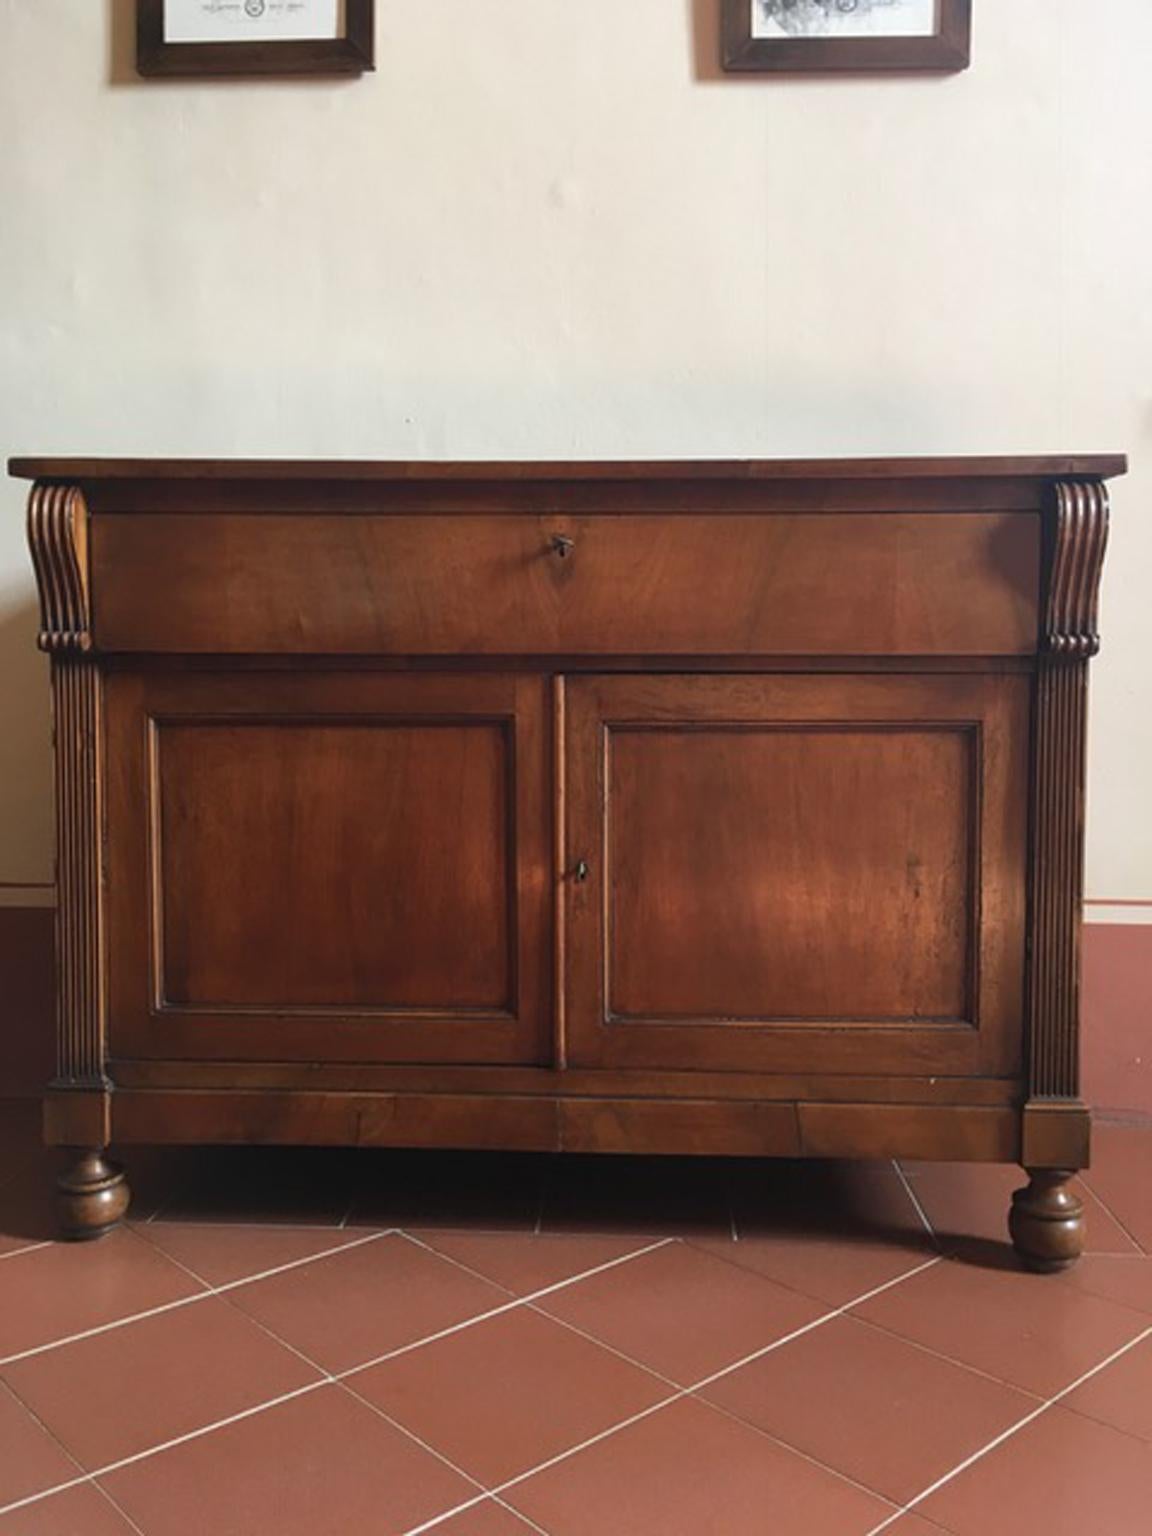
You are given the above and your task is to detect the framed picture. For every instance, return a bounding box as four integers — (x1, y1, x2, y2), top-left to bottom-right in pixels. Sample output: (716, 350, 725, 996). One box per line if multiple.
(137, 0, 375, 77)
(723, 0, 972, 74)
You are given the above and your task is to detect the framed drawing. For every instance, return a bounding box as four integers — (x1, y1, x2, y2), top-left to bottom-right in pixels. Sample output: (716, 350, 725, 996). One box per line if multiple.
(723, 0, 972, 74)
(137, 0, 375, 77)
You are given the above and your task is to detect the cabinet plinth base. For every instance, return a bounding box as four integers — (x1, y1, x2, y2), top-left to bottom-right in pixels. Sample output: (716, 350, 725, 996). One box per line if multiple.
(57, 1150, 130, 1241)
(1009, 1168, 1084, 1272)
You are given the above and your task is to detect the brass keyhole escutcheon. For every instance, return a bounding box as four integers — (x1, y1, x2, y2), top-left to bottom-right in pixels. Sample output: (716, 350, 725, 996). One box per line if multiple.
(550, 534, 575, 560)
(573, 859, 590, 882)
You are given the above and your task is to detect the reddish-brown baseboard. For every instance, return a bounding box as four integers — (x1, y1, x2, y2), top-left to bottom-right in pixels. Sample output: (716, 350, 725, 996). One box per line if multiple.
(1, 905, 1149, 1115)
(1083, 922, 1152, 1118)
(0, 905, 54, 1096)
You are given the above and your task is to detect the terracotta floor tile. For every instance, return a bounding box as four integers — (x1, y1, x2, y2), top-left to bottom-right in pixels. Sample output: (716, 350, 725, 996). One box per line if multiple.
(4, 1294, 321, 1470)
(701, 1313, 1038, 1505)
(420, 1231, 656, 1297)
(352, 1306, 669, 1486)
(0, 1229, 205, 1362)
(1062, 1333, 1152, 1442)
(919, 1404, 1152, 1536)
(1082, 1123, 1152, 1250)
(140, 1221, 374, 1288)
(688, 1231, 934, 1309)
(0, 1380, 82, 1508)
(227, 1231, 508, 1373)
(157, 1146, 358, 1226)
(0, 1484, 141, 1535)
(854, 1253, 1150, 1396)
(1060, 1254, 1152, 1315)
(350, 1150, 546, 1232)
(540, 1154, 731, 1238)
(537, 1240, 825, 1386)
(506, 1395, 894, 1536)
(102, 1382, 475, 1536)
(431, 1499, 548, 1534)
(899, 1159, 1138, 1255)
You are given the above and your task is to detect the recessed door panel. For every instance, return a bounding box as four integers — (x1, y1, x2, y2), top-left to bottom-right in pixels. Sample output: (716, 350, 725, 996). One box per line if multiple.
(158, 720, 512, 1013)
(107, 672, 550, 1064)
(565, 674, 1028, 1076)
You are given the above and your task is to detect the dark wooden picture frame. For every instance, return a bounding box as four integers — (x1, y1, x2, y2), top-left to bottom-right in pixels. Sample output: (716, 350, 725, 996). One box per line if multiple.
(723, 0, 971, 74)
(137, 0, 375, 77)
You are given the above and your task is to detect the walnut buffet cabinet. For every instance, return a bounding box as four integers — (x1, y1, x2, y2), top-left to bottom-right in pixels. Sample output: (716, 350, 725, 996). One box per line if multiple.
(10, 455, 1125, 1268)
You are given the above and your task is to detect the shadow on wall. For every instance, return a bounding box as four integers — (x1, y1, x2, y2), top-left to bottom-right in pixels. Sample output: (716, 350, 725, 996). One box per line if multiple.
(690, 0, 728, 82)
(0, 597, 53, 879)
(0, 598, 54, 1097)
(108, 0, 136, 86)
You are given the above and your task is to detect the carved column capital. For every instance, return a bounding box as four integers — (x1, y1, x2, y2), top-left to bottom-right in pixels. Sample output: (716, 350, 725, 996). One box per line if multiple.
(1044, 481, 1110, 659)
(1026, 479, 1111, 1120)
(26, 481, 92, 653)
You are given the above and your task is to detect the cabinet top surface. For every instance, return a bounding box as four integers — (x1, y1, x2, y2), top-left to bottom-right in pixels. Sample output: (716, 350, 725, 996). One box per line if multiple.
(7, 454, 1128, 484)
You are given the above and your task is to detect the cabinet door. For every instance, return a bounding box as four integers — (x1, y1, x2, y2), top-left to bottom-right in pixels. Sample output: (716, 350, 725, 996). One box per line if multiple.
(106, 672, 550, 1064)
(564, 674, 1028, 1077)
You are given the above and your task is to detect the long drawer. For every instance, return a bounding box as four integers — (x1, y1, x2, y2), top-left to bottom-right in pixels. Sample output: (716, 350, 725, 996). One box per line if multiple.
(91, 510, 1039, 655)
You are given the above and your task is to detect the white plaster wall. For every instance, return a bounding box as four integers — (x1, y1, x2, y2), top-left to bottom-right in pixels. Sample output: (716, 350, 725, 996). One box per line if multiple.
(1, 0, 1149, 897)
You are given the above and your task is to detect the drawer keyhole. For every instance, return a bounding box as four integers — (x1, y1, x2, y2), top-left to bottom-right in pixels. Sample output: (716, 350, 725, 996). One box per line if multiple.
(550, 534, 575, 560)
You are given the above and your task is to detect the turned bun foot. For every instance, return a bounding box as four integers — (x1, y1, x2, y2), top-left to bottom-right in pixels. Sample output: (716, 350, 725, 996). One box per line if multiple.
(1009, 1168, 1084, 1273)
(57, 1150, 130, 1241)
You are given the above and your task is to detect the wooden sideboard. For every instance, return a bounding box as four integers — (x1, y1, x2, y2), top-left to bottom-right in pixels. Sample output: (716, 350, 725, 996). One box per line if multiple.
(10, 455, 1125, 1268)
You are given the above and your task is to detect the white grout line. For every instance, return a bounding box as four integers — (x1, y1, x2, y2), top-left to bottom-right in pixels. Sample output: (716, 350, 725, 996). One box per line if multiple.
(92, 1479, 151, 1536)
(0, 1378, 88, 1487)
(0, 1232, 675, 1521)
(0, 1229, 389, 1368)
(687, 1254, 944, 1395)
(0, 1235, 949, 1533)
(890, 1159, 940, 1247)
(411, 1215, 904, 1516)
(532, 1158, 554, 1237)
(400, 1491, 492, 1534)
(525, 1303, 684, 1393)
(169, 1251, 499, 1518)
(846, 1310, 1050, 1400)
(399, 1388, 684, 1536)
(165, 1226, 394, 1291)
(409, 1229, 664, 1303)
(0, 1240, 52, 1262)
(144, 1217, 358, 1232)
(727, 1183, 740, 1244)
(1077, 1175, 1147, 1257)
(393, 1230, 521, 1296)
(492, 1494, 553, 1535)
(859, 1321, 1152, 1536)
(0, 1291, 214, 1369)
(398, 1231, 673, 1302)
(99, 1381, 331, 1475)
(341, 1235, 677, 1380)
(398, 1252, 945, 1536)
(521, 1292, 902, 1517)
(400, 1234, 694, 1407)
(339, 1378, 497, 1506)
(0, 1382, 331, 1519)
(0, 1473, 92, 1518)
